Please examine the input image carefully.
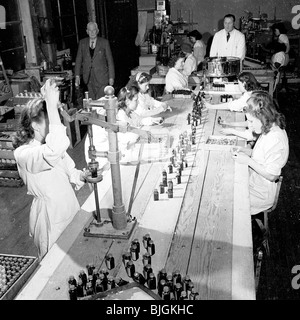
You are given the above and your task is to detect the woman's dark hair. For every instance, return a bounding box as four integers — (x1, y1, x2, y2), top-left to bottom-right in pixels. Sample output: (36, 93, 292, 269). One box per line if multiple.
(238, 72, 261, 91)
(244, 90, 286, 134)
(188, 30, 202, 40)
(126, 72, 152, 91)
(12, 98, 47, 149)
(167, 51, 186, 68)
(117, 86, 139, 111)
(271, 22, 287, 34)
(273, 42, 286, 54)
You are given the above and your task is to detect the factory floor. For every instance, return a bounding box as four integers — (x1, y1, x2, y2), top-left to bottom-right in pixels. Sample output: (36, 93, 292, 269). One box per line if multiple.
(1, 86, 300, 300)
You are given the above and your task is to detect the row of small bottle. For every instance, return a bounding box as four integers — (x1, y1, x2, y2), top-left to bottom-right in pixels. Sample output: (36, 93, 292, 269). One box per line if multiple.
(220, 94, 233, 103)
(68, 265, 129, 300)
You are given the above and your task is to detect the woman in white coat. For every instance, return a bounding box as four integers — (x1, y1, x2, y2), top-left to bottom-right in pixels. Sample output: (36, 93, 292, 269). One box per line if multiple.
(13, 80, 89, 260)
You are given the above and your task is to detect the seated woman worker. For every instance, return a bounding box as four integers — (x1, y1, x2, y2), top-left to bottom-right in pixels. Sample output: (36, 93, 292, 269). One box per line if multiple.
(231, 90, 289, 216)
(165, 51, 189, 94)
(126, 72, 172, 118)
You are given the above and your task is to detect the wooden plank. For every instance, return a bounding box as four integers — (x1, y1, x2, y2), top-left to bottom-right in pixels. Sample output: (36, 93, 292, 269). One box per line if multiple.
(232, 162, 255, 300)
(187, 150, 234, 300)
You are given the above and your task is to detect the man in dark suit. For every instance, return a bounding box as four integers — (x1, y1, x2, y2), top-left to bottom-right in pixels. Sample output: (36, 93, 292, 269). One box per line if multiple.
(75, 22, 115, 100)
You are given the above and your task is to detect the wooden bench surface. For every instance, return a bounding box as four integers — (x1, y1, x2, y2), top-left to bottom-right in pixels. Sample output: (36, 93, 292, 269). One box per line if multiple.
(16, 96, 255, 300)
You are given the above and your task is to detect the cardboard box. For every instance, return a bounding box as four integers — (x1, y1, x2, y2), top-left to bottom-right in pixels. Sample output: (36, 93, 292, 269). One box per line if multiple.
(131, 66, 156, 76)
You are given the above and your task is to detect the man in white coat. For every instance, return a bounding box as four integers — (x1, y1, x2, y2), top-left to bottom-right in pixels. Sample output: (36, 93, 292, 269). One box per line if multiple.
(209, 14, 246, 62)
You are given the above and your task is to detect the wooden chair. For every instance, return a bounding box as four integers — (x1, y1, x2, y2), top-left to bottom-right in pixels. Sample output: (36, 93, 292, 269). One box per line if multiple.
(255, 176, 283, 257)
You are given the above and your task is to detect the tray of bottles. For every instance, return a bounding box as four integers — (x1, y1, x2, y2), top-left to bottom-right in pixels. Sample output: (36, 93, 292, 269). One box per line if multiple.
(0, 254, 38, 300)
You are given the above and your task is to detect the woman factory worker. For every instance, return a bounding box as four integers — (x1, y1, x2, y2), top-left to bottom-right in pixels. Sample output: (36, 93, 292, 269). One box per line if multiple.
(84, 84, 164, 168)
(205, 71, 261, 112)
(188, 30, 206, 69)
(271, 22, 290, 67)
(181, 42, 197, 77)
(126, 72, 172, 118)
(116, 86, 164, 127)
(231, 90, 289, 216)
(165, 51, 188, 94)
(13, 79, 91, 260)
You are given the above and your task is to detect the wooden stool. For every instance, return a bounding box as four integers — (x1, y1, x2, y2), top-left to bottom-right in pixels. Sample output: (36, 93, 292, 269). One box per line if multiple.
(255, 176, 283, 257)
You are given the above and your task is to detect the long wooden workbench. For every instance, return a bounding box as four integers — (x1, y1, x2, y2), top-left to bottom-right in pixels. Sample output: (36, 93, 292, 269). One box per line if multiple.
(16, 94, 255, 300)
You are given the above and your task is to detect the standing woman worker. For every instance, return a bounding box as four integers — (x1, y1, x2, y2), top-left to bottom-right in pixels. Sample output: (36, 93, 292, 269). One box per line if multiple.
(271, 22, 290, 67)
(231, 91, 289, 216)
(13, 80, 89, 260)
(188, 30, 206, 69)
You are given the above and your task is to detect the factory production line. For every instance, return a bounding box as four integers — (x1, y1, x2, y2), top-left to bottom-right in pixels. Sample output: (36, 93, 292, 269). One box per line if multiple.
(12, 78, 255, 300)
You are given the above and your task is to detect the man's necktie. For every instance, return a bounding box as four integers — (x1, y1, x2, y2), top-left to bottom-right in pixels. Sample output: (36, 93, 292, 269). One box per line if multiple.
(91, 41, 94, 49)
(227, 33, 230, 42)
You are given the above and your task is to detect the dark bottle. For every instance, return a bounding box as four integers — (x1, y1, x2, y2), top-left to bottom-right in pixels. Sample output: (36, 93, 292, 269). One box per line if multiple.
(174, 282, 183, 300)
(76, 278, 85, 298)
(68, 275, 77, 287)
(99, 273, 108, 291)
(106, 276, 115, 290)
(166, 274, 173, 291)
(158, 279, 166, 297)
(69, 284, 77, 300)
(172, 270, 182, 288)
(95, 279, 104, 293)
(157, 268, 167, 284)
(133, 272, 146, 286)
(147, 272, 157, 290)
(159, 182, 165, 194)
(132, 239, 140, 254)
(187, 281, 195, 298)
(100, 268, 109, 280)
(143, 264, 153, 281)
(182, 274, 191, 292)
(187, 113, 191, 125)
(122, 251, 132, 267)
(87, 275, 94, 288)
(86, 281, 94, 296)
(105, 254, 115, 270)
(180, 290, 189, 300)
(167, 188, 173, 198)
(153, 189, 159, 201)
(162, 170, 168, 187)
(162, 286, 171, 300)
(86, 264, 95, 276)
(142, 234, 151, 249)
(130, 244, 139, 261)
(79, 270, 87, 288)
(168, 163, 173, 174)
(176, 174, 181, 184)
(147, 240, 155, 256)
(126, 260, 135, 278)
(189, 287, 198, 300)
(92, 269, 99, 284)
(142, 252, 151, 266)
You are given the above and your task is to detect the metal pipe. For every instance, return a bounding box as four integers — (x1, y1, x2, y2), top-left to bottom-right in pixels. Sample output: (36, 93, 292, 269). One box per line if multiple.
(104, 86, 127, 230)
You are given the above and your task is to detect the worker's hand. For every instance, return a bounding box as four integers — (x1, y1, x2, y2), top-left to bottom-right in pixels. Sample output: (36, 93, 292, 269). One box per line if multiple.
(152, 117, 164, 125)
(41, 79, 60, 109)
(109, 78, 114, 86)
(163, 103, 172, 112)
(231, 151, 250, 165)
(75, 76, 80, 88)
